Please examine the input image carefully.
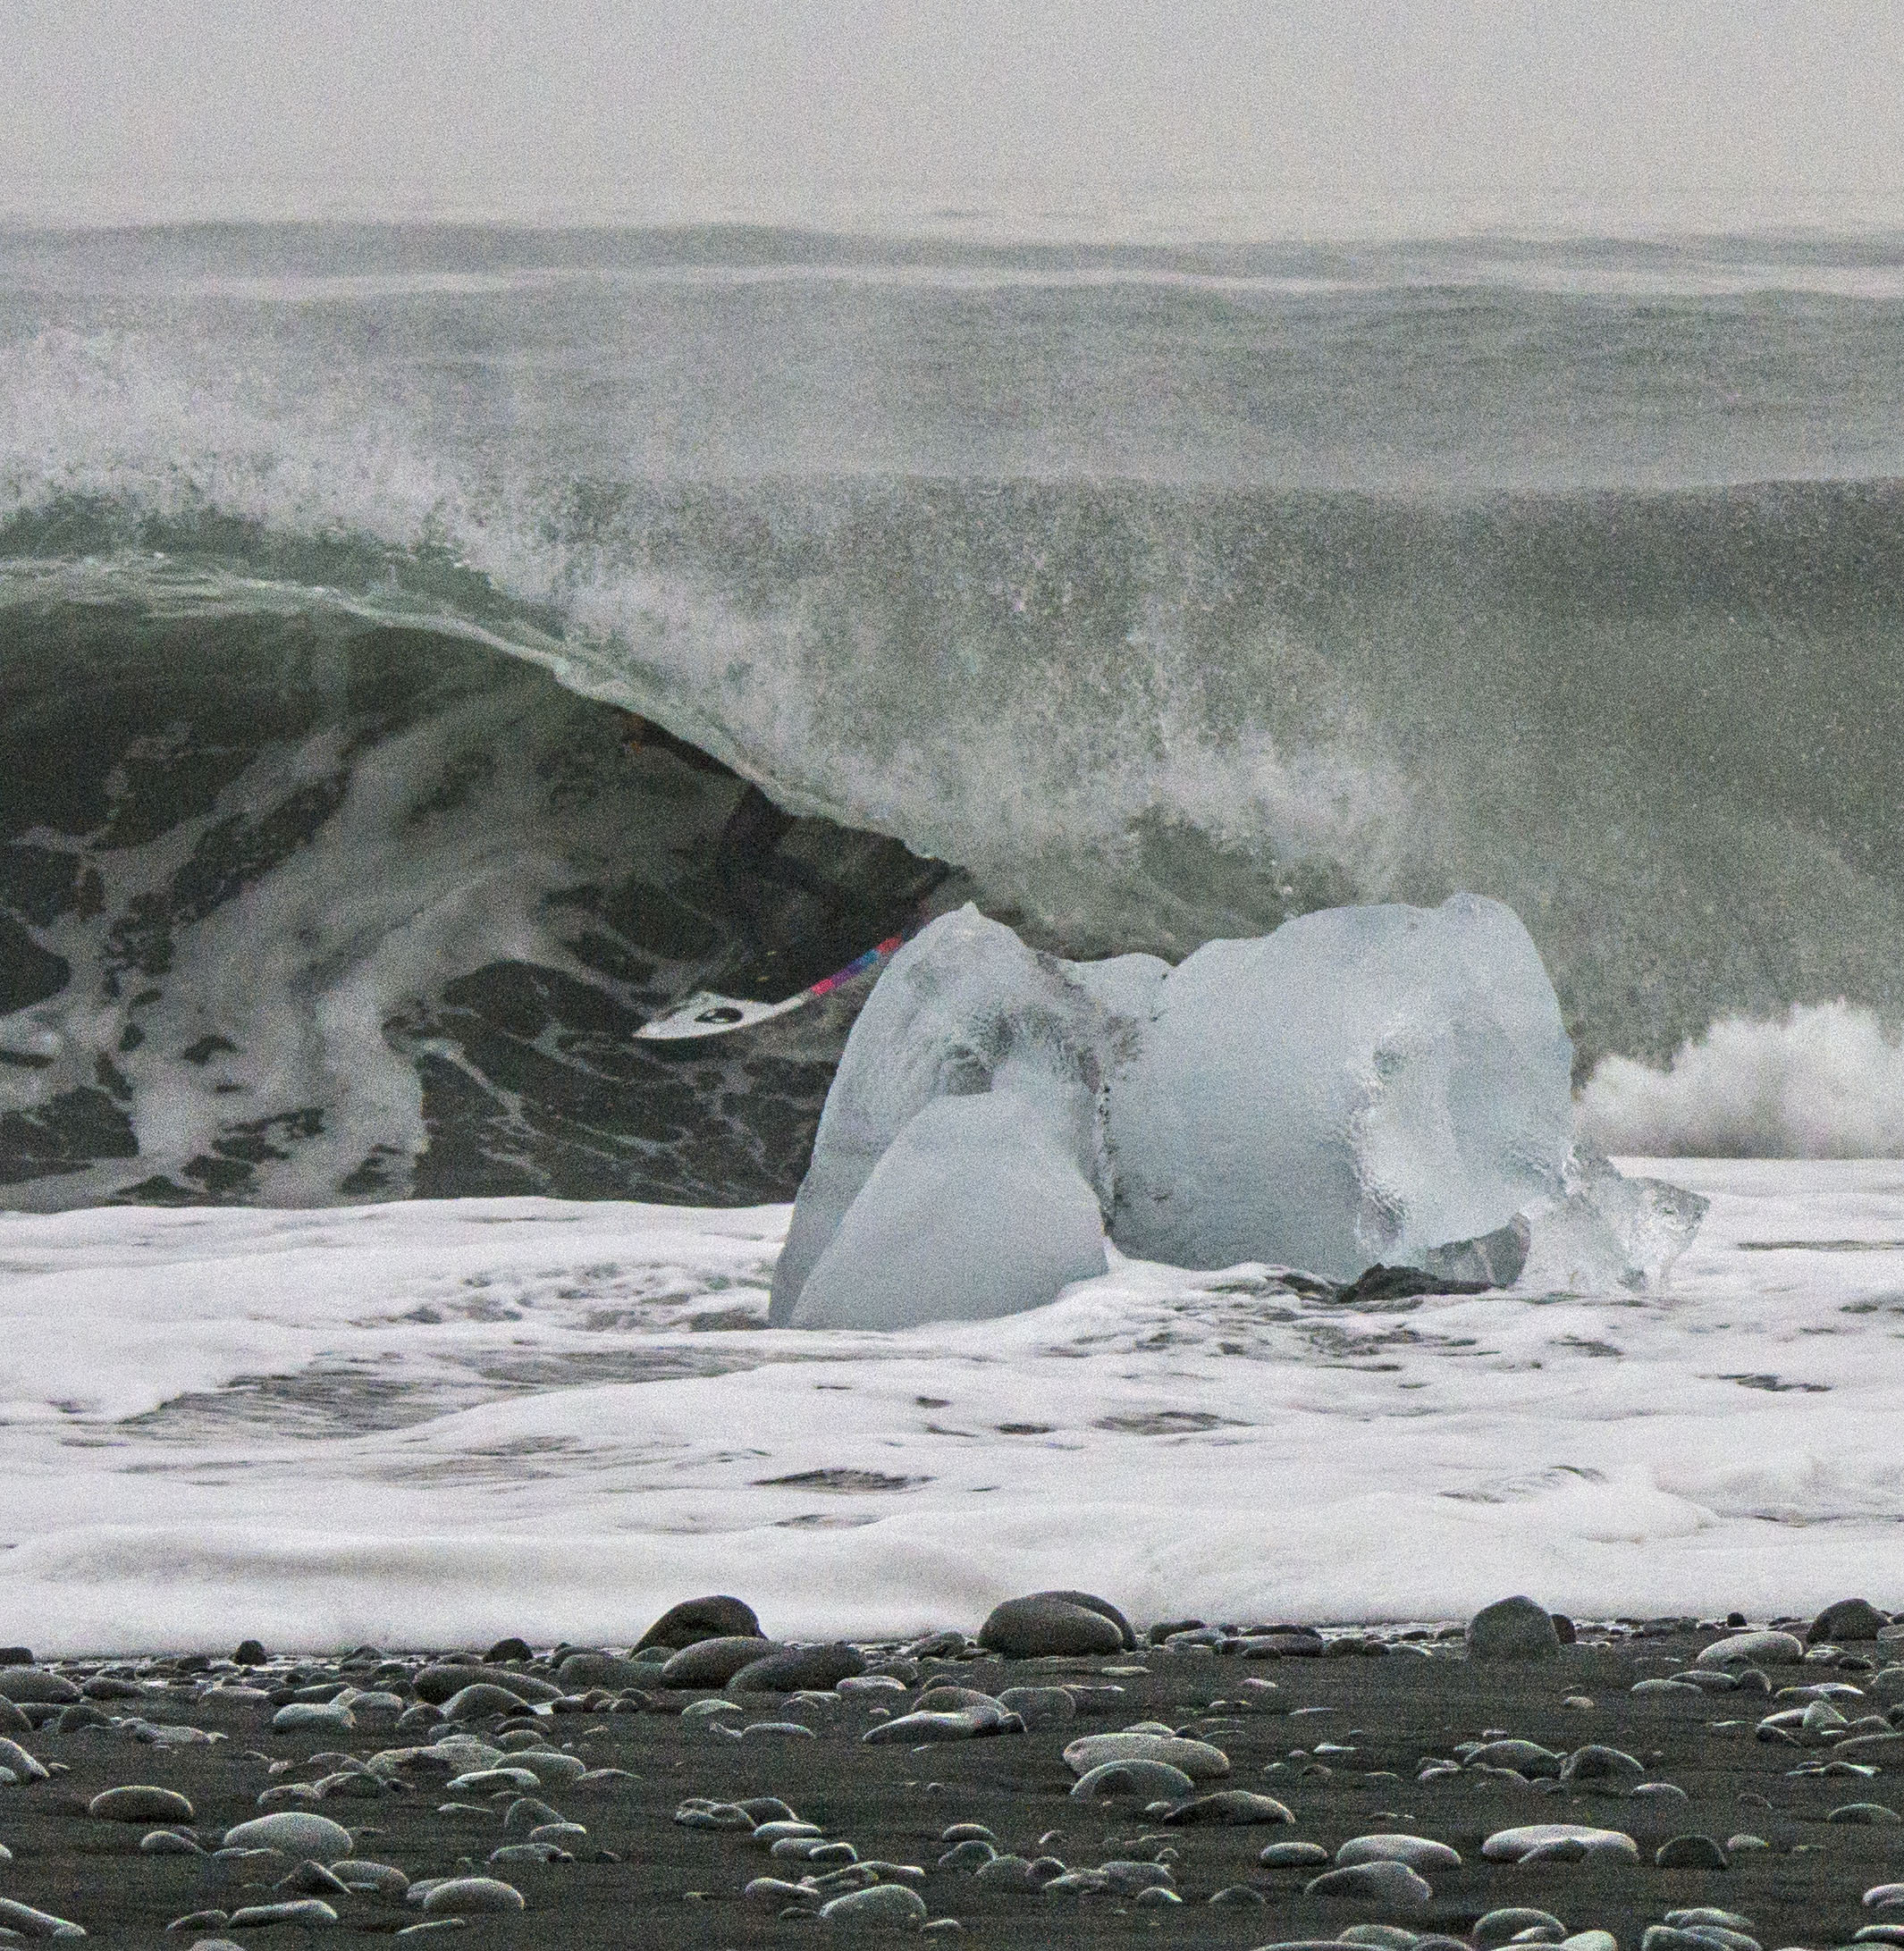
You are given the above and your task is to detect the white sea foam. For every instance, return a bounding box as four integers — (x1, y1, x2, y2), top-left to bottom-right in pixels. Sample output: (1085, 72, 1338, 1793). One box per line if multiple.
(0, 1158, 1897, 1653)
(1580, 1003, 1904, 1157)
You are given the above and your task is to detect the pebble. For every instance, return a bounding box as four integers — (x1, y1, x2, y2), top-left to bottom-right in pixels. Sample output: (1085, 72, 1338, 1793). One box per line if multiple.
(88, 1785, 195, 1823)
(552, 1652, 652, 1692)
(1811, 1598, 1891, 1643)
(224, 1901, 340, 1929)
(1335, 1832, 1462, 1869)
(1158, 1789, 1293, 1825)
(139, 1830, 206, 1855)
(1070, 1758, 1197, 1800)
(1304, 1860, 1434, 1908)
(1467, 1595, 1564, 1662)
(329, 1863, 409, 1896)
(635, 1594, 762, 1651)
(412, 1664, 561, 1707)
(657, 1636, 779, 1689)
(978, 1593, 1129, 1659)
(420, 1879, 525, 1917)
(1696, 1631, 1804, 1669)
(0, 1739, 49, 1783)
(1482, 1823, 1640, 1863)
(1655, 1833, 1730, 1869)
(274, 1863, 351, 1898)
(437, 1686, 535, 1724)
(1475, 1910, 1569, 1947)
(1560, 1743, 1647, 1787)
(0, 1672, 80, 1705)
(498, 1748, 586, 1785)
(864, 1710, 1001, 1745)
(1259, 1840, 1331, 1866)
(1465, 1738, 1563, 1776)
(0, 1898, 87, 1938)
(996, 1686, 1074, 1727)
(222, 1813, 355, 1859)
(730, 1643, 865, 1693)
(818, 1884, 928, 1924)
(268, 1702, 354, 1734)
(1062, 1730, 1229, 1778)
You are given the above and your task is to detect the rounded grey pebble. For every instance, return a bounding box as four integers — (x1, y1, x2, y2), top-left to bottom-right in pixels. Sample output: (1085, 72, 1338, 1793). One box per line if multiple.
(224, 1900, 340, 1929)
(1258, 1840, 1330, 1867)
(978, 1594, 1126, 1660)
(420, 1878, 526, 1917)
(817, 1884, 928, 1924)
(1474, 1909, 1568, 1947)
(1209, 1884, 1265, 1905)
(1070, 1758, 1197, 1801)
(0, 1896, 88, 1938)
(1655, 1833, 1730, 1870)
(140, 1830, 206, 1856)
(1304, 1860, 1434, 1908)
(89, 1786, 195, 1824)
(1466, 1594, 1563, 1662)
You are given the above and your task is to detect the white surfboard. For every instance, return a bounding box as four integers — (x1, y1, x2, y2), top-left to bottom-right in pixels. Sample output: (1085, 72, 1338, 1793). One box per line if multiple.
(635, 934, 906, 1041)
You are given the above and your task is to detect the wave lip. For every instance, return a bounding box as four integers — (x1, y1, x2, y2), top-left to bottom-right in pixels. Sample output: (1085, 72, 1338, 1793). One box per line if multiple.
(1579, 1001, 1904, 1158)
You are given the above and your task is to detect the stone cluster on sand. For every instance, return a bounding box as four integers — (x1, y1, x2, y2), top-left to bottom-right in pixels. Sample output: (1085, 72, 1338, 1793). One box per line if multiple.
(1, 1589, 1901, 1947)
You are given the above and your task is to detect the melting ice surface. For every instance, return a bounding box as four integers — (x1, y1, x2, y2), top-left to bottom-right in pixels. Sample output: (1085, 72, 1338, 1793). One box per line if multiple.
(1, 1157, 1899, 1654)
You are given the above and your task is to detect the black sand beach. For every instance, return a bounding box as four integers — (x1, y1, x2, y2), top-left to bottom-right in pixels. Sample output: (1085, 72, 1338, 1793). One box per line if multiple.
(3, 1601, 1901, 1950)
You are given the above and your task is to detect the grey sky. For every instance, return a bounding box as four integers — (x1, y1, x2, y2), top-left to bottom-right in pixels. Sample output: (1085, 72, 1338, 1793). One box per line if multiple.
(4, 0, 1901, 234)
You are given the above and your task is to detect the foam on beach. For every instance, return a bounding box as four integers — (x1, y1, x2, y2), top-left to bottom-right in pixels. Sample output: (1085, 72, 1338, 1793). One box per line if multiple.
(0, 1158, 1899, 1652)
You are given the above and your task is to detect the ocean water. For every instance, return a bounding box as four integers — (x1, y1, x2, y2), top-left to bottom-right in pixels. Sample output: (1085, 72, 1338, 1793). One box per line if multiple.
(1, 1160, 1900, 1652)
(4, 223, 1904, 1640)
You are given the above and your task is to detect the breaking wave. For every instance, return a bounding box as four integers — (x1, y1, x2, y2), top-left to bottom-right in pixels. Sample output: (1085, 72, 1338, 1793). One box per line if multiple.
(9, 236, 1904, 1197)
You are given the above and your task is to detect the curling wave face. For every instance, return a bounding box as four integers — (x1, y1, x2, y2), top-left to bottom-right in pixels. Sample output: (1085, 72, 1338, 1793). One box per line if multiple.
(9, 224, 1904, 1198)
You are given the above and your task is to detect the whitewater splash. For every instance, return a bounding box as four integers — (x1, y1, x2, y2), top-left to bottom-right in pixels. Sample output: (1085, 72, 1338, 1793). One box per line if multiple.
(1581, 1003, 1904, 1158)
(0, 1159, 1896, 1652)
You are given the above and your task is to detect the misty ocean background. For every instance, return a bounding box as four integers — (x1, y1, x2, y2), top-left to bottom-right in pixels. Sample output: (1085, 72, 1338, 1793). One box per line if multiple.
(4, 223, 1904, 1644)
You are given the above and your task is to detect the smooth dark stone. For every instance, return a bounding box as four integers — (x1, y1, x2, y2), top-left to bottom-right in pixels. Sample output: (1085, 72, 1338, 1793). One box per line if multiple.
(1467, 1594, 1563, 1661)
(1809, 1597, 1891, 1643)
(729, 1644, 866, 1693)
(413, 1663, 562, 1706)
(979, 1594, 1126, 1659)
(1655, 1833, 1730, 1869)
(657, 1636, 779, 1688)
(636, 1595, 762, 1651)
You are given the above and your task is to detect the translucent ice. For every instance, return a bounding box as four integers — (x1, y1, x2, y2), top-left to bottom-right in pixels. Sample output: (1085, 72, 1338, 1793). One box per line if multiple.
(790, 1090, 1109, 1330)
(1108, 894, 1578, 1281)
(768, 905, 1162, 1328)
(774, 895, 1686, 1327)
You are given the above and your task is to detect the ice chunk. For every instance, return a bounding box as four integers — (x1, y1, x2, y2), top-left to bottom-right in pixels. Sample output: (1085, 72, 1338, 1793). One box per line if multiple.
(768, 905, 1164, 1327)
(1518, 1150, 1709, 1294)
(773, 893, 1694, 1327)
(788, 1089, 1109, 1329)
(1106, 894, 1576, 1282)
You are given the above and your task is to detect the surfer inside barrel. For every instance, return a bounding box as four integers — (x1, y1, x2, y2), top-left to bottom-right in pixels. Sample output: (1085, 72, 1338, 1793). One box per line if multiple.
(617, 711, 860, 963)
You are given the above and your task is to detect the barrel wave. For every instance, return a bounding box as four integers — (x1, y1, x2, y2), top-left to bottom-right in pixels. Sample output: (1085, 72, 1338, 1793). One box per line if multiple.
(7, 226, 1904, 1200)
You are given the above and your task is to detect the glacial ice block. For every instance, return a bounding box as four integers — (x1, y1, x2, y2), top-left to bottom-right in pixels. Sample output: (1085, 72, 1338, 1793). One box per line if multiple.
(790, 1090, 1111, 1329)
(1107, 894, 1576, 1281)
(771, 892, 1681, 1328)
(767, 904, 1163, 1327)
